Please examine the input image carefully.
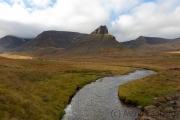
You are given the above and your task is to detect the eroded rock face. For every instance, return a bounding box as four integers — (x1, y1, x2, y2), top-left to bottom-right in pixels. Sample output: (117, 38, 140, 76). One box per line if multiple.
(91, 25, 108, 35)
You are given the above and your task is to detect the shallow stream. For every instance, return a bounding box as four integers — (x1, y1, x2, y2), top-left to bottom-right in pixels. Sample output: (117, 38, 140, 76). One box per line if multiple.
(62, 69, 156, 120)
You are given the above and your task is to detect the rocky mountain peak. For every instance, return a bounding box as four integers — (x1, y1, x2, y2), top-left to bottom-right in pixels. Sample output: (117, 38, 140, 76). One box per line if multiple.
(91, 25, 108, 35)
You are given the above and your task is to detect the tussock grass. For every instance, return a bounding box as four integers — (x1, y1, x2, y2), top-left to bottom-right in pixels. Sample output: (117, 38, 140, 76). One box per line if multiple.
(0, 57, 133, 120)
(1, 53, 179, 119)
(118, 54, 180, 107)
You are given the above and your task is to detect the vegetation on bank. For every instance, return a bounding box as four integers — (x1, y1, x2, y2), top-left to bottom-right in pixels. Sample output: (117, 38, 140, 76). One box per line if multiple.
(0, 57, 133, 120)
(0, 53, 179, 119)
(118, 53, 180, 107)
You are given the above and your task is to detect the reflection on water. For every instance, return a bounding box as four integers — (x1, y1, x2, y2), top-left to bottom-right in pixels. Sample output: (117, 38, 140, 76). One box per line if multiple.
(62, 69, 156, 120)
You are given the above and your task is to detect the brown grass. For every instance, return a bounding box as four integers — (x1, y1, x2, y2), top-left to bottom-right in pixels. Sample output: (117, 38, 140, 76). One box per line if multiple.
(0, 52, 179, 119)
(0, 53, 31, 59)
(166, 51, 180, 54)
(0, 56, 133, 120)
(118, 53, 180, 106)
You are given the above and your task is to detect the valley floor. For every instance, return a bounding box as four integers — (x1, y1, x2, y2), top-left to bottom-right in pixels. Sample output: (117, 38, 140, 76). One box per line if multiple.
(0, 52, 179, 120)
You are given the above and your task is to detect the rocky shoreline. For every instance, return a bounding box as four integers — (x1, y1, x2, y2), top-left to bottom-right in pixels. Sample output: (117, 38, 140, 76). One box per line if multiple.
(136, 91, 180, 120)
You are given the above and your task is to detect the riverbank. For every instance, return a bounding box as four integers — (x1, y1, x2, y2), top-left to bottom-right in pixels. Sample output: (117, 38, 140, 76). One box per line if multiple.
(136, 91, 180, 120)
(62, 69, 155, 120)
(118, 54, 180, 119)
(0, 53, 179, 119)
(0, 57, 134, 120)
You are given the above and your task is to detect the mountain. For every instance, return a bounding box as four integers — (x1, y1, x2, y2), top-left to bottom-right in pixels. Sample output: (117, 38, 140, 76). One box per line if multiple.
(121, 36, 180, 51)
(158, 37, 180, 51)
(0, 35, 31, 53)
(65, 25, 128, 55)
(13, 31, 87, 55)
(122, 36, 170, 48)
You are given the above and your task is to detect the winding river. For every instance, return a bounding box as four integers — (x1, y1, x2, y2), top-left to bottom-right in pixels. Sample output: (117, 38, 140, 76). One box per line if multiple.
(62, 69, 156, 120)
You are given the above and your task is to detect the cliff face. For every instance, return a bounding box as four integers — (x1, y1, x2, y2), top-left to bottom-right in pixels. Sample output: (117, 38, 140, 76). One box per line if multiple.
(91, 25, 108, 35)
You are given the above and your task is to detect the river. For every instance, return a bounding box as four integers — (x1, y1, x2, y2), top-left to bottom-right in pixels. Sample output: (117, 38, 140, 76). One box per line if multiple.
(62, 69, 156, 120)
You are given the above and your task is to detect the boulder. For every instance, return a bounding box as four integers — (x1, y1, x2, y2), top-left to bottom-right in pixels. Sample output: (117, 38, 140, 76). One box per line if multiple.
(141, 116, 152, 120)
(144, 105, 157, 112)
(164, 107, 175, 113)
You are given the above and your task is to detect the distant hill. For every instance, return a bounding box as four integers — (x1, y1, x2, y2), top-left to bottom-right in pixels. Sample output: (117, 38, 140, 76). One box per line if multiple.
(121, 36, 180, 51)
(157, 37, 180, 51)
(65, 26, 128, 55)
(4, 28, 179, 58)
(122, 36, 170, 48)
(0, 35, 31, 53)
(13, 31, 87, 55)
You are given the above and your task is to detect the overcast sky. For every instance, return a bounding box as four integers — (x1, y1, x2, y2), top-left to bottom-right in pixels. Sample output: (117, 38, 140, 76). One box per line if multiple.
(0, 0, 180, 42)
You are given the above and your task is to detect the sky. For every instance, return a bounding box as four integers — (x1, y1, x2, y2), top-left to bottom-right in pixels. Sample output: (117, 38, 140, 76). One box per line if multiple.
(0, 0, 180, 42)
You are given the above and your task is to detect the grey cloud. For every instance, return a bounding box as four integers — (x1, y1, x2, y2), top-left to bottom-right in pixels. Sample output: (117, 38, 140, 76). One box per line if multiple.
(110, 1, 180, 41)
(0, 20, 44, 38)
(1, 0, 180, 42)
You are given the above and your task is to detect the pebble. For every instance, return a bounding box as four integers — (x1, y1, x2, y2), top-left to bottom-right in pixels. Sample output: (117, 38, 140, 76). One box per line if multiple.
(138, 91, 180, 120)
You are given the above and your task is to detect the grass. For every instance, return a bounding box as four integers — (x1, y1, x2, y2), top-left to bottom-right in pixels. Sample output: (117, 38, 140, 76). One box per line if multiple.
(118, 53, 180, 107)
(166, 51, 180, 54)
(0, 56, 133, 120)
(0, 52, 179, 119)
(0, 53, 30, 59)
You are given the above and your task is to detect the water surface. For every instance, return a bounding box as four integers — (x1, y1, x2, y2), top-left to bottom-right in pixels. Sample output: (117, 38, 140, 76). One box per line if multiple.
(62, 69, 156, 120)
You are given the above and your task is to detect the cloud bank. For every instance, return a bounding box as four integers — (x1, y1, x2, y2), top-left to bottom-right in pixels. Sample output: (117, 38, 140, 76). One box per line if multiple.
(0, 0, 180, 41)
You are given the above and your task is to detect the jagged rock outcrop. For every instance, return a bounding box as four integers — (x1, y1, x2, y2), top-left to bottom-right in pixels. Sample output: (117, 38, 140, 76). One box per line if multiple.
(91, 25, 108, 35)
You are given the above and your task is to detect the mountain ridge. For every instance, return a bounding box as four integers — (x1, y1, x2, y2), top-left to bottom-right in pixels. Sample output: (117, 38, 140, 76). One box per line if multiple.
(0, 35, 32, 53)
(1, 27, 179, 57)
(12, 31, 87, 55)
(121, 36, 180, 51)
(65, 26, 129, 55)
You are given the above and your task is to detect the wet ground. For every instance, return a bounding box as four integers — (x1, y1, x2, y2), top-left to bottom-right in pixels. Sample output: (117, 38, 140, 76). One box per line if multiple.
(62, 69, 156, 120)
